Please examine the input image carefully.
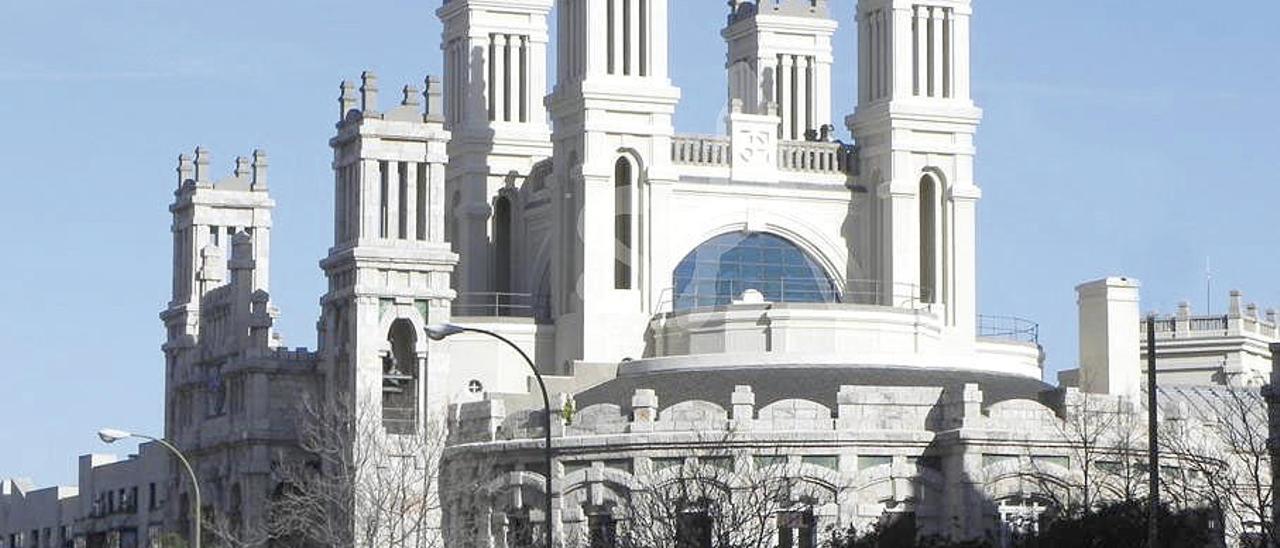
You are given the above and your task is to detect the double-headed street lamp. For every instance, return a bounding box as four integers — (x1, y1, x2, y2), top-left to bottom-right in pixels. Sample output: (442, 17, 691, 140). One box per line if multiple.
(98, 429, 202, 548)
(425, 323, 554, 548)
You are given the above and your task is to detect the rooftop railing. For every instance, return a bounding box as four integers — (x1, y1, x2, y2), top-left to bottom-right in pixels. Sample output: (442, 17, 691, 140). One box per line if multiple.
(652, 278, 929, 314)
(672, 134, 731, 167)
(778, 140, 853, 175)
(669, 134, 855, 175)
(977, 315, 1040, 344)
(453, 292, 551, 320)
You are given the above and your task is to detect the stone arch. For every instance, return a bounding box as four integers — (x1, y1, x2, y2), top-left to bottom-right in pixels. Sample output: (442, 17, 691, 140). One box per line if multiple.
(382, 318, 420, 434)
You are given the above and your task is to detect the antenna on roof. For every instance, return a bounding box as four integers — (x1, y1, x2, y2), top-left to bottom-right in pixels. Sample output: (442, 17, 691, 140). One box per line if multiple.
(1205, 256, 1212, 313)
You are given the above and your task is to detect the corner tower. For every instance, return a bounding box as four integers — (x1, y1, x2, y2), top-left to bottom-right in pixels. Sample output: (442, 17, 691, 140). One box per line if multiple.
(547, 0, 682, 365)
(161, 148, 274, 356)
(848, 0, 981, 339)
(319, 73, 458, 432)
(723, 0, 838, 140)
(437, 0, 554, 299)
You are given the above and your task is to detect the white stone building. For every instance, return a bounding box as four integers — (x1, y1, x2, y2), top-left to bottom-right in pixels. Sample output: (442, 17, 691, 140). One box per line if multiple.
(2, 0, 1275, 547)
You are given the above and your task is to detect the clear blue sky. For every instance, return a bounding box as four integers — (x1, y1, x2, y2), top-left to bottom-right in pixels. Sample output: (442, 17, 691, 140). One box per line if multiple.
(2, 0, 1277, 486)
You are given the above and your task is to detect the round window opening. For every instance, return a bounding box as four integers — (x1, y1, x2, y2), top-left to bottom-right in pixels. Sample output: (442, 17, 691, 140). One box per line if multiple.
(673, 232, 838, 310)
(467, 379, 484, 394)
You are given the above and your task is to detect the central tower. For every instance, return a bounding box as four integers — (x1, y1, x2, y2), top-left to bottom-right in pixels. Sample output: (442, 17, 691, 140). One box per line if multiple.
(849, 0, 982, 339)
(548, 0, 682, 365)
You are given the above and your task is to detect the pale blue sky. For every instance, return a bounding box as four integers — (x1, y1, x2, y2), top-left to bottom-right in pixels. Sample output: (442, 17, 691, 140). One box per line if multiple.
(2, 1, 1277, 486)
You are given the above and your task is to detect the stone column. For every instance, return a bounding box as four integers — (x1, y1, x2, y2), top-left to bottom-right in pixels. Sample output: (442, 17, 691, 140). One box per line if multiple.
(914, 5, 928, 96)
(778, 55, 793, 139)
(493, 34, 508, 122)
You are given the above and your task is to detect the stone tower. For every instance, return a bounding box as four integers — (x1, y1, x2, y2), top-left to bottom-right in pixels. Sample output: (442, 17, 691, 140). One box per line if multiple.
(319, 72, 457, 433)
(723, 0, 838, 140)
(437, 0, 554, 300)
(161, 147, 274, 354)
(848, 0, 982, 339)
(547, 0, 683, 366)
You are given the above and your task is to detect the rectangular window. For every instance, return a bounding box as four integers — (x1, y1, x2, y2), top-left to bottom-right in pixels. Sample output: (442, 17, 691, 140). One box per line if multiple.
(676, 511, 712, 548)
(588, 514, 618, 548)
(149, 482, 157, 510)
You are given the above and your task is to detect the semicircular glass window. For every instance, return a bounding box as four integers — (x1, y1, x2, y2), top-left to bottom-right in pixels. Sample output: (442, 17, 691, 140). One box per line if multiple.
(673, 232, 839, 310)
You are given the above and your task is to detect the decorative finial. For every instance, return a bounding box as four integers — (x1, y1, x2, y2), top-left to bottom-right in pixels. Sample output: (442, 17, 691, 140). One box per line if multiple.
(177, 154, 194, 188)
(339, 80, 357, 122)
(251, 150, 268, 191)
(425, 75, 444, 122)
(360, 71, 379, 115)
(194, 147, 212, 186)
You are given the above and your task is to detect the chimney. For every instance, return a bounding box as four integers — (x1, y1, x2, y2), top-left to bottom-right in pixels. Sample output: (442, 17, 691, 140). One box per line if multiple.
(1077, 277, 1142, 398)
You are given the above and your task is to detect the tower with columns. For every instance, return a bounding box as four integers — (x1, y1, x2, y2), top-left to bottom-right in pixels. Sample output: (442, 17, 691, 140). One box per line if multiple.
(848, 0, 982, 339)
(546, 0, 683, 366)
(161, 147, 274, 353)
(723, 0, 838, 141)
(438, 0, 554, 299)
(319, 72, 458, 435)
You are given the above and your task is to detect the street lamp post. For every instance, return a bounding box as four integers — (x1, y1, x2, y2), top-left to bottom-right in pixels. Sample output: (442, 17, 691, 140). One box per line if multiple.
(99, 429, 201, 548)
(426, 323, 555, 548)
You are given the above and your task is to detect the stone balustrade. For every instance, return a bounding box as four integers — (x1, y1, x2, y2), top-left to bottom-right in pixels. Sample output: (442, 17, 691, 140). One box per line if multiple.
(669, 134, 855, 176)
(446, 383, 1032, 445)
(671, 134, 731, 167)
(778, 140, 852, 174)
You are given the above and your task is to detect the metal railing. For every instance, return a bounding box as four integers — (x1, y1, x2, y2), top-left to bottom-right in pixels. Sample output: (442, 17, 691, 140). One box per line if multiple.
(977, 315, 1040, 344)
(653, 278, 929, 313)
(453, 292, 551, 319)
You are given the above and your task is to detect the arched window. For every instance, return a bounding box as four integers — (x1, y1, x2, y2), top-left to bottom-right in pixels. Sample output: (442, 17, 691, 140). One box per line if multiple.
(919, 174, 939, 304)
(614, 158, 633, 290)
(382, 319, 418, 434)
(494, 196, 512, 295)
(673, 232, 837, 310)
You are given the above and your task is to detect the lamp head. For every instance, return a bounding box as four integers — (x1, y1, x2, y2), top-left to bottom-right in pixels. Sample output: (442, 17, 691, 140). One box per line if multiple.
(97, 429, 132, 444)
(425, 323, 466, 341)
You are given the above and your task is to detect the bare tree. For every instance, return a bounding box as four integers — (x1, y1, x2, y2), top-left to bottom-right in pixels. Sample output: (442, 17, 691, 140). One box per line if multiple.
(261, 397, 448, 548)
(579, 437, 826, 548)
(1161, 387, 1272, 546)
(1030, 391, 1148, 516)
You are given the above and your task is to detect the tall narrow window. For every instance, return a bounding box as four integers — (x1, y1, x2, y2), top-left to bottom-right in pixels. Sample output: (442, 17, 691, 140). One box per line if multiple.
(919, 175, 938, 304)
(494, 196, 512, 296)
(614, 158, 633, 290)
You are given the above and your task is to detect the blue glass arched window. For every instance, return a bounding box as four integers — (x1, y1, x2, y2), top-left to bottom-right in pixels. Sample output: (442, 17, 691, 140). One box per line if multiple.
(673, 232, 838, 310)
